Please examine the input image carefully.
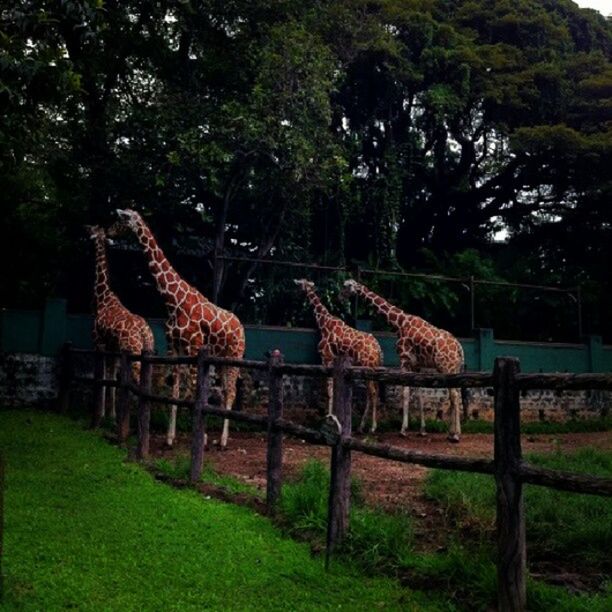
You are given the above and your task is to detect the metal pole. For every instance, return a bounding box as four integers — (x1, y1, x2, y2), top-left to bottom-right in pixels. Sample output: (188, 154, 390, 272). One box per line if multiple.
(577, 286, 583, 339)
(470, 275, 476, 332)
(354, 266, 361, 323)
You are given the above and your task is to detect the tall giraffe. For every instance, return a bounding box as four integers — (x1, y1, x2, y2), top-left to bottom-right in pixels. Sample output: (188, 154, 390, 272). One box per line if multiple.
(342, 280, 464, 442)
(294, 279, 383, 432)
(87, 225, 154, 417)
(114, 209, 245, 448)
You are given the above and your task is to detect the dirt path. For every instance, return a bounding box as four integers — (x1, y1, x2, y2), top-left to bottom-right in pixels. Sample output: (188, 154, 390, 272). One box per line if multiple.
(151, 429, 611, 517)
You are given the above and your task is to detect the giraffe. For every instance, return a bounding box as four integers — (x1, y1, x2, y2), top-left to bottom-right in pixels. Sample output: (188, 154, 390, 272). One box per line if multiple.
(294, 279, 383, 432)
(113, 209, 245, 448)
(87, 225, 154, 418)
(342, 280, 464, 442)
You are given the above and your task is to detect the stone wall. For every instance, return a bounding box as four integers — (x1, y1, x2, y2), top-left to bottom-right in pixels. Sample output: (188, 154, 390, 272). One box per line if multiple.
(1, 353, 609, 424)
(0, 353, 58, 407)
(240, 369, 610, 424)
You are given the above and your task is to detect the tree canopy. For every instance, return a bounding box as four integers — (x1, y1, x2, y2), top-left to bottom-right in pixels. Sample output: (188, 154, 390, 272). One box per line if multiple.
(1, 0, 611, 341)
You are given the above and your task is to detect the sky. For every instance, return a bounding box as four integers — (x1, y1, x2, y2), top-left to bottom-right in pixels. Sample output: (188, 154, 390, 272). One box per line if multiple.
(573, 0, 611, 15)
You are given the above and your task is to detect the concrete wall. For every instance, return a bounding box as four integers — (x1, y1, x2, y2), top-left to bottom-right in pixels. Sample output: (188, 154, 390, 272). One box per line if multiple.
(2, 299, 611, 370)
(1, 299, 611, 419)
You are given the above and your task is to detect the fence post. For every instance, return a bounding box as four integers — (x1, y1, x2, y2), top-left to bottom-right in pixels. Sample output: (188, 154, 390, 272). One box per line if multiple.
(137, 350, 153, 460)
(266, 350, 284, 515)
(116, 352, 132, 444)
(91, 349, 106, 428)
(190, 348, 210, 483)
(57, 341, 73, 413)
(493, 357, 526, 612)
(325, 354, 353, 568)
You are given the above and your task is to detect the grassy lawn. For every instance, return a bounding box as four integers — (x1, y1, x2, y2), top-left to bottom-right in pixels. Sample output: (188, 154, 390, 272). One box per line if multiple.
(426, 448, 612, 570)
(425, 448, 612, 610)
(0, 409, 436, 611)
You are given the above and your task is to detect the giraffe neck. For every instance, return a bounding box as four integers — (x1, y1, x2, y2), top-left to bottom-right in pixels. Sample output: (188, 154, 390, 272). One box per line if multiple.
(354, 283, 408, 331)
(93, 234, 114, 310)
(304, 287, 332, 330)
(131, 220, 185, 306)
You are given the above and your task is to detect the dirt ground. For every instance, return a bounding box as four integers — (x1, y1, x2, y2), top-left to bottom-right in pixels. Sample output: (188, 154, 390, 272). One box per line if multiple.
(150, 429, 611, 541)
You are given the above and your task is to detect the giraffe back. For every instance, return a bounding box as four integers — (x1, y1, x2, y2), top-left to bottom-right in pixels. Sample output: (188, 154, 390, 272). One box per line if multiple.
(320, 316, 382, 368)
(398, 315, 464, 374)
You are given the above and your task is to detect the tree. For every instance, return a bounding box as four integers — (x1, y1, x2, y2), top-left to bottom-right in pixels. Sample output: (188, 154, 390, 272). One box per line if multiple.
(1, 0, 610, 341)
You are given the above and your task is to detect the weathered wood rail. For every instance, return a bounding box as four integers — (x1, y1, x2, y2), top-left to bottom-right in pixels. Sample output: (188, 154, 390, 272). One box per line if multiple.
(61, 344, 612, 612)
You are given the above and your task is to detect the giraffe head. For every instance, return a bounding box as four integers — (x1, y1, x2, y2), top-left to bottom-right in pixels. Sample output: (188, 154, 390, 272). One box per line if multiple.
(85, 225, 105, 242)
(115, 208, 144, 234)
(293, 279, 316, 292)
(340, 279, 360, 299)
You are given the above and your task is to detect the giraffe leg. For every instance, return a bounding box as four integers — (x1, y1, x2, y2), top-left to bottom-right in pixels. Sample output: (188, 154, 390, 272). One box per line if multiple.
(369, 381, 379, 434)
(400, 385, 410, 436)
(326, 377, 334, 416)
(417, 390, 426, 436)
(219, 366, 239, 449)
(166, 364, 180, 447)
(108, 356, 118, 421)
(447, 388, 461, 443)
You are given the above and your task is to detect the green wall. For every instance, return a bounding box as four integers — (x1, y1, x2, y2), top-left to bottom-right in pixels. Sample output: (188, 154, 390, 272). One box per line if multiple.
(1, 300, 610, 373)
(0, 309, 41, 354)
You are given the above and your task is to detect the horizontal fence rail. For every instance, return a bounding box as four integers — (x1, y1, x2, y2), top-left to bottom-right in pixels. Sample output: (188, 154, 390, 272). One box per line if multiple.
(515, 372, 612, 390)
(347, 367, 495, 387)
(60, 344, 612, 612)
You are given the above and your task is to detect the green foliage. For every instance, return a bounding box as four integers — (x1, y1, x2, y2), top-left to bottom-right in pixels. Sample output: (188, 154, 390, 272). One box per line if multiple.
(2, 0, 612, 341)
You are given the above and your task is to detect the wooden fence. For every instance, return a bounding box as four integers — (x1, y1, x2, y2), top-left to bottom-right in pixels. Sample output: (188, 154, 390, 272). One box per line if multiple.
(58, 342, 612, 612)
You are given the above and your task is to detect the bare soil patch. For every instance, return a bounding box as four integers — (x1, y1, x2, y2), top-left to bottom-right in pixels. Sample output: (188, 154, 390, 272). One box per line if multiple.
(149, 429, 611, 521)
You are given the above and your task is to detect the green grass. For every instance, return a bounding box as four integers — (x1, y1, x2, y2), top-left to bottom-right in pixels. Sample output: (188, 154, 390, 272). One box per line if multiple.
(281, 458, 612, 611)
(154, 456, 261, 498)
(462, 418, 612, 435)
(280, 460, 414, 573)
(373, 416, 612, 435)
(425, 447, 612, 570)
(375, 416, 612, 435)
(0, 409, 436, 611)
